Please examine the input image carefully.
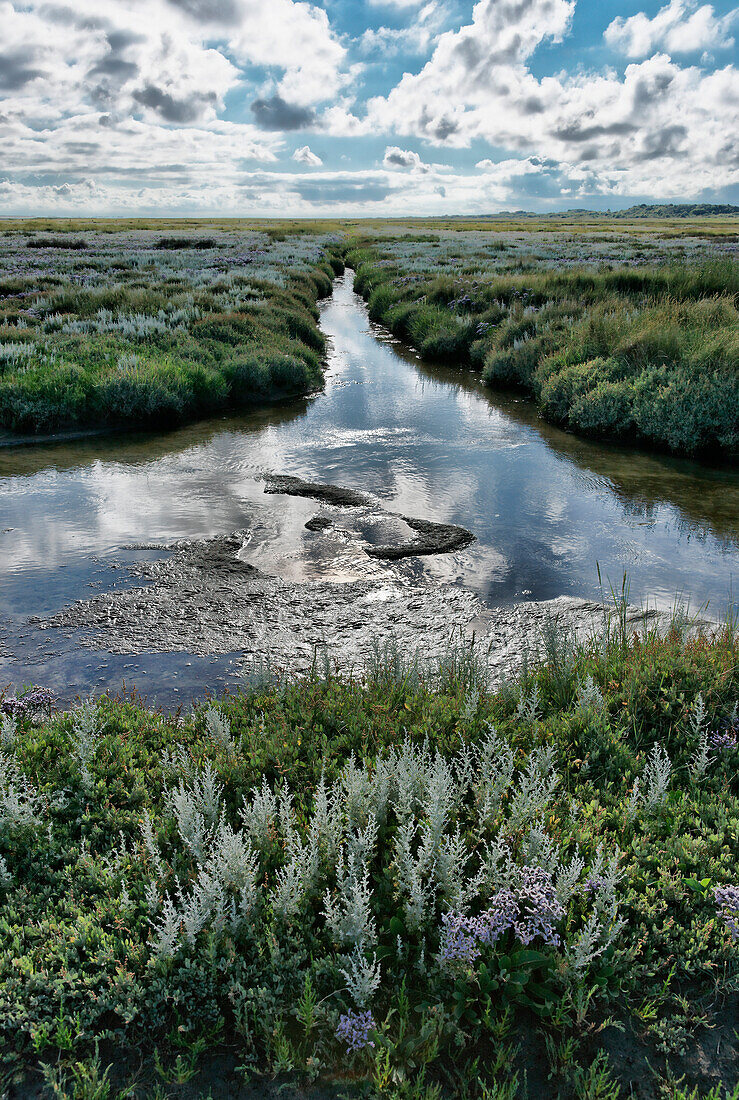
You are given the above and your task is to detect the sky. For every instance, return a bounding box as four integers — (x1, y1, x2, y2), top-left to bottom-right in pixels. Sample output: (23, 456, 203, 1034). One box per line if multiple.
(1, 0, 737, 216)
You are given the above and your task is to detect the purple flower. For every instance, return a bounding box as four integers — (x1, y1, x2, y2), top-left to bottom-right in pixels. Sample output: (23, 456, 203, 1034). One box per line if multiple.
(513, 866, 565, 947)
(1, 697, 26, 718)
(336, 1009, 375, 1053)
(440, 866, 564, 968)
(1, 686, 56, 718)
(23, 686, 56, 711)
(439, 914, 482, 966)
(709, 728, 737, 753)
(714, 884, 739, 941)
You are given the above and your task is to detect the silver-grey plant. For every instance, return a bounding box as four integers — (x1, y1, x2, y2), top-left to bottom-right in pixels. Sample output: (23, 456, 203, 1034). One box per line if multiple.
(339, 947, 381, 1008)
(203, 705, 236, 759)
(689, 692, 713, 779)
(642, 743, 672, 813)
(0, 752, 41, 834)
(0, 714, 17, 749)
(70, 698, 100, 792)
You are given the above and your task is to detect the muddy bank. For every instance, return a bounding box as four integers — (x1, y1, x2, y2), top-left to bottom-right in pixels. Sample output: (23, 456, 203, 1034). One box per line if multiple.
(264, 474, 374, 508)
(304, 515, 333, 531)
(367, 515, 475, 560)
(265, 473, 476, 561)
(34, 529, 670, 683)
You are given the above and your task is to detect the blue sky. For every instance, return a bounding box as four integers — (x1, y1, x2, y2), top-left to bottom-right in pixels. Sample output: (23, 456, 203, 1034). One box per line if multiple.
(1, 0, 737, 214)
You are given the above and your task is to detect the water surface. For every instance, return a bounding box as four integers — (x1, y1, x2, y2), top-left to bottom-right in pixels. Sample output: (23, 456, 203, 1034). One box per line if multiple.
(1, 273, 737, 704)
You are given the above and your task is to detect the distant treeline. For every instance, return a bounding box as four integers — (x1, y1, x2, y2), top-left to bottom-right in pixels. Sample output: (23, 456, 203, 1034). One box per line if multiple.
(491, 203, 739, 219)
(608, 203, 739, 218)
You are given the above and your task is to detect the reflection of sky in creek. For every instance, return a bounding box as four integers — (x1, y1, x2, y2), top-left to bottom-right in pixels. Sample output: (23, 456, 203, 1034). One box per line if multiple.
(1, 272, 738, 702)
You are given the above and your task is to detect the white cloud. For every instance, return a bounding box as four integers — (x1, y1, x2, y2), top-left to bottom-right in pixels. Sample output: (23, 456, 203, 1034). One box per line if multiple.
(605, 1, 738, 58)
(0, 0, 737, 215)
(359, 2, 448, 55)
(383, 146, 429, 170)
(293, 144, 323, 166)
(365, 0, 576, 145)
(229, 1, 348, 105)
(156, 0, 349, 106)
(356, 0, 739, 196)
(0, 0, 238, 124)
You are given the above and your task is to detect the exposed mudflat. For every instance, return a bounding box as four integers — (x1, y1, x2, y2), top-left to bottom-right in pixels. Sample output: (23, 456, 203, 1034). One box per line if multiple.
(264, 474, 375, 508)
(34, 524, 668, 683)
(264, 474, 475, 561)
(367, 515, 475, 560)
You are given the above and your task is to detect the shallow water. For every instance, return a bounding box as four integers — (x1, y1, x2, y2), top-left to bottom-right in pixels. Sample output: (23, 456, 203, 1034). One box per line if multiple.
(1, 272, 737, 705)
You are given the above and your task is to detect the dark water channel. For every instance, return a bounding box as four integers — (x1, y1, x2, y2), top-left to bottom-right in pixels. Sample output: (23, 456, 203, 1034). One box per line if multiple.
(1, 272, 737, 706)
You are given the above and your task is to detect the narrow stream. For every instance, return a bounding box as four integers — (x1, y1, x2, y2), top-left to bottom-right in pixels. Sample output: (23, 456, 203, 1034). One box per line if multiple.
(1, 272, 737, 706)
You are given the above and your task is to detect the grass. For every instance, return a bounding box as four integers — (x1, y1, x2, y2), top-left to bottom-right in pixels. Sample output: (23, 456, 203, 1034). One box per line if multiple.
(1, 610, 738, 1098)
(1, 216, 737, 452)
(0, 228, 344, 434)
(346, 229, 738, 459)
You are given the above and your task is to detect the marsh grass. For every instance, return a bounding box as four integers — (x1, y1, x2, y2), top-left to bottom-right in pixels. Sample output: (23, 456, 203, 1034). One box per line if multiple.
(3, 216, 736, 451)
(348, 233, 738, 458)
(0, 228, 344, 433)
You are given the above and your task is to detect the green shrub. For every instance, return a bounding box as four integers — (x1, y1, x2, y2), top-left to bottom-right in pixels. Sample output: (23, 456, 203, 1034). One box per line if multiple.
(0, 229, 336, 433)
(1, 621, 737, 1095)
(569, 378, 635, 438)
(539, 359, 603, 421)
(351, 246, 738, 457)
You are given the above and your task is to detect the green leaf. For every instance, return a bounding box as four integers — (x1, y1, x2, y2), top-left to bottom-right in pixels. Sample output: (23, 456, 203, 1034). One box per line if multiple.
(389, 916, 405, 937)
(510, 948, 551, 967)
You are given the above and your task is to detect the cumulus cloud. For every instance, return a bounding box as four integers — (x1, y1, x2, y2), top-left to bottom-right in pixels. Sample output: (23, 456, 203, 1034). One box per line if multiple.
(359, 1, 448, 56)
(0, 0, 737, 215)
(0, 53, 45, 92)
(383, 146, 429, 170)
(226, 0, 348, 105)
(605, 1, 738, 58)
(475, 155, 614, 200)
(165, 0, 241, 25)
(293, 144, 323, 166)
(366, 0, 576, 145)
(0, 0, 238, 127)
(360, 0, 739, 196)
(133, 85, 218, 124)
(251, 95, 316, 131)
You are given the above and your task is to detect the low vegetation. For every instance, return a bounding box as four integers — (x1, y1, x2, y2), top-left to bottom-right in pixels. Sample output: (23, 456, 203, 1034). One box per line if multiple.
(347, 227, 738, 458)
(0, 227, 343, 434)
(1, 610, 738, 1098)
(1, 216, 737, 456)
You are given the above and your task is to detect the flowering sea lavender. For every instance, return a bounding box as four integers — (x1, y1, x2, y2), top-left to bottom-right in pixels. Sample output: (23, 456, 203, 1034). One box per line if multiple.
(709, 727, 738, 753)
(1, 686, 56, 718)
(1, 698, 26, 719)
(714, 884, 739, 941)
(24, 686, 56, 711)
(439, 867, 564, 966)
(439, 913, 483, 966)
(513, 865, 565, 946)
(335, 1009, 375, 1053)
